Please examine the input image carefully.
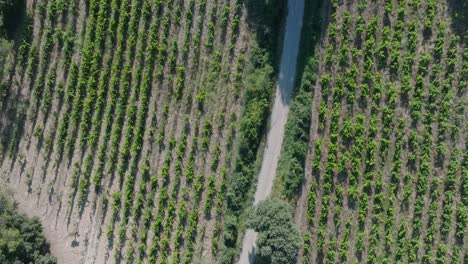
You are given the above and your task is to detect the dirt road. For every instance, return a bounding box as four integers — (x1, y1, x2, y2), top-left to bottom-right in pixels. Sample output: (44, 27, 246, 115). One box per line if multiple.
(238, 0, 304, 263)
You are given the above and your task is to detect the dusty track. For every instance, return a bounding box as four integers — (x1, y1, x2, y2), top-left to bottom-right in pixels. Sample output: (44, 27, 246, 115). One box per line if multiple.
(238, 0, 304, 263)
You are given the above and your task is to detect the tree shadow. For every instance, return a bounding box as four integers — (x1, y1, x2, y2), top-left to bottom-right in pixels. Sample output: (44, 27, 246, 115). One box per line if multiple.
(0, 93, 27, 166)
(71, 239, 80, 247)
(446, 0, 467, 40)
(0, 0, 28, 85)
(245, 0, 288, 69)
(248, 246, 256, 263)
(247, 0, 309, 107)
(290, 0, 330, 96)
(0, 0, 28, 161)
(2, 0, 26, 40)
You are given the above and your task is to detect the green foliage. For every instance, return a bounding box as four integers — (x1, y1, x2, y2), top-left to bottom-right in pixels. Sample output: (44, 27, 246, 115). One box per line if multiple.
(226, 48, 274, 212)
(220, 47, 276, 263)
(277, 56, 317, 198)
(0, 193, 56, 264)
(247, 199, 301, 264)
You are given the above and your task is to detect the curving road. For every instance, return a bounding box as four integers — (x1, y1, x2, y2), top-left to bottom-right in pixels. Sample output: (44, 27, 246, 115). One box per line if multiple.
(238, 0, 304, 263)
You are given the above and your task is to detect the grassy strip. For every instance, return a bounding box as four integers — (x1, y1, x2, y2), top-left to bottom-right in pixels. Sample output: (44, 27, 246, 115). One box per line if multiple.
(274, 0, 323, 200)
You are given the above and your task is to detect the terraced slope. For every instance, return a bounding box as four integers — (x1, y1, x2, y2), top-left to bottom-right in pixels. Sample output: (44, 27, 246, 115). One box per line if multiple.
(288, 0, 467, 263)
(0, 0, 274, 263)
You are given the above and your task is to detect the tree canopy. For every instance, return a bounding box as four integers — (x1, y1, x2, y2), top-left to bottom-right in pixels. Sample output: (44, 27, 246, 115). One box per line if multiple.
(247, 199, 301, 264)
(0, 193, 56, 264)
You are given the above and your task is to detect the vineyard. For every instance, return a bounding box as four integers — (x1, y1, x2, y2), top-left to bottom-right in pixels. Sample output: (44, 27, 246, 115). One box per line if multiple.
(285, 0, 467, 263)
(0, 0, 283, 263)
(1, 0, 466, 263)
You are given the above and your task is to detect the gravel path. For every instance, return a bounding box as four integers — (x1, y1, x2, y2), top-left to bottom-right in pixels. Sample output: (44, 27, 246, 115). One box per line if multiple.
(238, 0, 304, 262)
